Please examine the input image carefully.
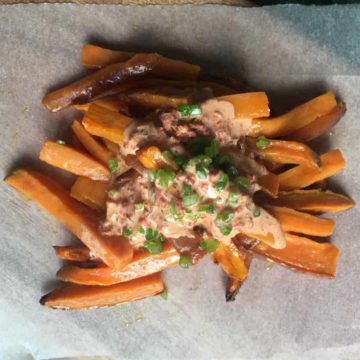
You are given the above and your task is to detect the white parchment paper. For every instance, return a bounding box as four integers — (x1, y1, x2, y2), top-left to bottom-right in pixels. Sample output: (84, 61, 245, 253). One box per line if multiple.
(0, 4, 359, 360)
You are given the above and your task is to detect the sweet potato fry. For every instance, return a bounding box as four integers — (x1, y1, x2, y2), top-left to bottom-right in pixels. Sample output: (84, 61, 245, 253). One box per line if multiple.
(226, 277, 242, 302)
(284, 102, 346, 142)
(82, 104, 134, 144)
(72, 120, 112, 165)
(248, 138, 321, 168)
(250, 233, 339, 277)
(82, 44, 200, 80)
(262, 189, 355, 213)
(43, 53, 161, 112)
(5, 169, 133, 270)
(213, 243, 252, 283)
(53, 245, 91, 262)
(39, 141, 111, 182)
(128, 89, 190, 109)
(278, 149, 345, 191)
(40, 272, 164, 309)
(73, 95, 129, 113)
(217, 92, 270, 118)
(70, 176, 108, 210)
(250, 92, 337, 137)
(266, 206, 335, 237)
(57, 242, 179, 285)
(102, 138, 120, 154)
(257, 173, 279, 197)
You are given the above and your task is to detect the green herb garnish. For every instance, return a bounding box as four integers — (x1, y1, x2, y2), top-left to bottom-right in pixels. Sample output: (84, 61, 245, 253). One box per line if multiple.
(235, 176, 251, 191)
(134, 203, 145, 210)
(138, 226, 145, 234)
(108, 190, 116, 198)
(56, 140, 66, 145)
(160, 289, 168, 300)
(143, 228, 165, 254)
(213, 171, 229, 191)
(122, 228, 132, 237)
(256, 136, 270, 149)
(199, 203, 215, 214)
(177, 104, 202, 117)
(253, 207, 261, 217)
(179, 255, 192, 269)
(199, 238, 220, 253)
(217, 208, 234, 224)
(219, 225, 232, 236)
(108, 158, 118, 175)
(227, 189, 240, 206)
(195, 164, 208, 179)
(169, 202, 183, 220)
(153, 167, 176, 189)
(182, 184, 199, 208)
(204, 140, 219, 158)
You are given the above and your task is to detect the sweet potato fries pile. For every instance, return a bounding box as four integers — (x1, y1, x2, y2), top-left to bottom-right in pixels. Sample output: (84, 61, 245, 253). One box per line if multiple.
(5, 44, 354, 309)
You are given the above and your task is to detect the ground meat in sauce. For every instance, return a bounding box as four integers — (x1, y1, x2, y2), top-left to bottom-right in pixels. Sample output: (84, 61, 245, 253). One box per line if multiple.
(160, 110, 211, 140)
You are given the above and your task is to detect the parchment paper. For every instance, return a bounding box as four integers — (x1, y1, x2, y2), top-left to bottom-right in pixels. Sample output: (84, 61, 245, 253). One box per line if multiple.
(0, 5, 360, 360)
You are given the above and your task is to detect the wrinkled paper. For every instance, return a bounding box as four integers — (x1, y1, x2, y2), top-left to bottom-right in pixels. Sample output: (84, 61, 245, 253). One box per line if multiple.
(0, 4, 360, 360)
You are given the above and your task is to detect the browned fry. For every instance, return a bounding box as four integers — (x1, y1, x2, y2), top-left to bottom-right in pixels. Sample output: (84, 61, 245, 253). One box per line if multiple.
(284, 102, 346, 142)
(82, 44, 200, 80)
(260, 189, 355, 213)
(73, 95, 129, 113)
(266, 206, 335, 237)
(57, 242, 179, 286)
(43, 53, 161, 112)
(53, 245, 91, 262)
(40, 273, 164, 309)
(226, 277, 243, 302)
(278, 149, 345, 191)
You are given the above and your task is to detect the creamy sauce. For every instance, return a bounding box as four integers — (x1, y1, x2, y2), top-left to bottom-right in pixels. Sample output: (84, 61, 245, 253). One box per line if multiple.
(103, 98, 286, 251)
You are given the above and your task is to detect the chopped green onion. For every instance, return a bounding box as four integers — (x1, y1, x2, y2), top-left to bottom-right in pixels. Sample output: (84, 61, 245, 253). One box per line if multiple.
(143, 228, 164, 254)
(219, 225, 232, 236)
(204, 140, 219, 158)
(169, 202, 183, 220)
(235, 176, 251, 191)
(253, 207, 261, 217)
(256, 136, 270, 149)
(199, 238, 220, 253)
(226, 165, 239, 178)
(56, 140, 66, 145)
(182, 184, 199, 208)
(134, 203, 145, 210)
(108, 190, 116, 198)
(188, 155, 212, 166)
(148, 170, 156, 182)
(138, 226, 145, 234)
(108, 158, 118, 175)
(217, 208, 234, 224)
(177, 104, 202, 117)
(199, 203, 215, 214)
(195, 164, 208, 179)
(179, 255, 191, 269)
(227, 189, 240, 206)
(213, 171, 229, 191)
(122, 228, 132, 237)
(186, 211, 200, 222)
(160, 289, 168, 300)
(154, 167, 176, 189)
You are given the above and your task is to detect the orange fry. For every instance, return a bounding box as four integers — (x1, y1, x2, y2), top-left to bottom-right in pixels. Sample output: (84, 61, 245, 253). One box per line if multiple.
(250, 92, 337, 137)
(5, 169, 133, 270)
(250, 233, 339, 278)
(40, 273, 164, 309)
(257, 173, 280, 197)
(278, 149, 345, 191)
(218, 92, 270, 118)
(82, 44, 200, 80)
(262, 189, 355, 213)
(39, 141, 111, 182)
(72, 120, 112, 165)
(82, 104, 134, 144)
(284, 102, 346, 142)
(53, 245, 91, 262)
(266, 206, 335, 237)
(249, 138, 321, 168)
(57, 242, 179, 286)
(74, 95, 129, 113)
(70, 176, 108, 210)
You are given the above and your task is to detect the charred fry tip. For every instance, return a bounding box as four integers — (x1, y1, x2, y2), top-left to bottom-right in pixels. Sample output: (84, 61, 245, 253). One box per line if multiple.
(39, 293, 49, 306)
